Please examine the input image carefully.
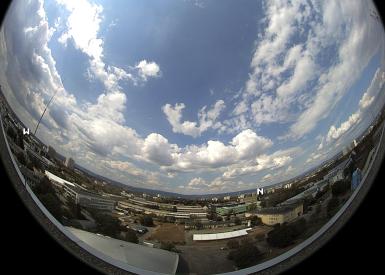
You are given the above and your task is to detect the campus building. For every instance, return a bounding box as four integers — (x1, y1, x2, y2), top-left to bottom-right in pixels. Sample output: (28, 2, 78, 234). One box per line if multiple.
(117, 199, 208, 221)
(215, 203, 248, 216)
(45, 171, 116, 211)
(252, 203, 303, 226)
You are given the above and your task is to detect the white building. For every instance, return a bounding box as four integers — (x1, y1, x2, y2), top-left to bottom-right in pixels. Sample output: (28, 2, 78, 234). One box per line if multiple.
(45, 171, 115, 211)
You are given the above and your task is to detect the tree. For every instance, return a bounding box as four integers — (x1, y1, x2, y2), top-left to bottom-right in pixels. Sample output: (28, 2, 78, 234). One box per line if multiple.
(247, 203, 258, 211)
(332, 180, 350, 197)
(194, 220, 203, 230)
(267, 218, 307, 248)
(225, 213, 231, 221)
(250, 216, 262, 226)
(26, 161, 34, 170)
(140, 215, 154, 227)
(16, 151, 27, 166)
(15, 131, 24, 149)
(67, 199, 82, 219)
(6, 126, 16, 141)
(33, 176, 55, 195)
(207, 211, 218, 221)
(93, 212, 121, 238)
(29, 155, 43, 171)
(124, 229, 139, 244)
(227, 239, 262, 268)
(160, 242, 179, 252)
(327, 197, 340, 217)
(39, 193, 63, 221)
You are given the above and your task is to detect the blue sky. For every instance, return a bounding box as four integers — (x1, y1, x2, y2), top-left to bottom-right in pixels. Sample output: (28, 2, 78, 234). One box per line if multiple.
(1, 0, 385, 194)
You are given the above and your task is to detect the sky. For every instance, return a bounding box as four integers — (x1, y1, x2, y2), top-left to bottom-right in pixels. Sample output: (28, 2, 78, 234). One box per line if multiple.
(1, 0, 385, 195)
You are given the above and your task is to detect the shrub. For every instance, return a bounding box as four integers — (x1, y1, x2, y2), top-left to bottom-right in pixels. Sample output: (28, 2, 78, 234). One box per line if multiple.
(267, 218, 306, 248)
(140, 215, 154, 227)
(227, 240, 262, 268)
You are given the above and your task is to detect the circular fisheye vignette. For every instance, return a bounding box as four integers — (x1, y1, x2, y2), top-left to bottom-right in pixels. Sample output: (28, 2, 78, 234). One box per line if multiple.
(1, 0, 385, 274)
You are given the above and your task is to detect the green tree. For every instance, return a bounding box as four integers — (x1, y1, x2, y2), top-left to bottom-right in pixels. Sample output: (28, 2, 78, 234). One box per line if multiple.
(15, 131, 24, 149)
(247, 203, 257, 211)
(16, 151, 27, 166)
(39, 193, 63, 221)
(93, 212, 121, 238)
(33, 176, 56, 195)
(227, 239, 262, 268)
(160, 242, 179, 252)
(267, 218, 306, 248)
(331, 180, 350, 197)
(194, 220, 203, 230)
(327, 197, 340, 217)
(6, 126, 16, 141)
(124, 229, 139, 244)
(140, 215, 154, 227)
(250, 216, 262, 226)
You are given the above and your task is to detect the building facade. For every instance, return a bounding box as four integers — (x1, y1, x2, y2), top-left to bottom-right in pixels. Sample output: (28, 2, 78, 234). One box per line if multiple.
(254, 203, 303, 226)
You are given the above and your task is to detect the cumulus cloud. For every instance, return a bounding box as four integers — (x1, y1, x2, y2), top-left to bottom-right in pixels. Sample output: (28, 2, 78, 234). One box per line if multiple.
(1, 0, 384, 194)
(135, 129, 273, 172)
(0, 0, 161, 185)
(142, 134, 177, 166)
(57, 0, 160, 89)
(135, 60, 161, 80)
(326, 113, 360, 143)
(0, 0, 276, 190)
(186, 177, 208, 190)
(322, 67, 385, 146)
(162, 100, 226, 137)
(100, 159, 162, 188)
(287, 1, 382, 139)
(221, 147, 299, 179)
(226, 0, 382, 140)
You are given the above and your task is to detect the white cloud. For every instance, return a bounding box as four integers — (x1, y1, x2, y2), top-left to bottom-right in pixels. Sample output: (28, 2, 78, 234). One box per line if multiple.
(322, 67, 385, 147)
(57, 0, 160, 89)
(230, 129, 273, 160)
(359, 92, 374, 110)
(288, 0, 382, 139)
(222, 149, 294, 179)
(186, 177, 209, 190)
(142, 133, 178, 166)
(136, 129, 273, 172)
(226, 0, 383, 140)
(2, 0, 384, 194)
(326, 113, 360, 143)
(0, 0, 277, 189)
(135, 60, 161, 80)
(162, 100, 226, 137)
(57, 0, 103, 59)
(100, 159, 162, 188)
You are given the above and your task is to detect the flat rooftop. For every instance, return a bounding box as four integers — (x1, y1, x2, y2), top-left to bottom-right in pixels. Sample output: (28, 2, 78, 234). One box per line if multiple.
(193, 228, 252, 241)
(66, 227, 179, 274)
